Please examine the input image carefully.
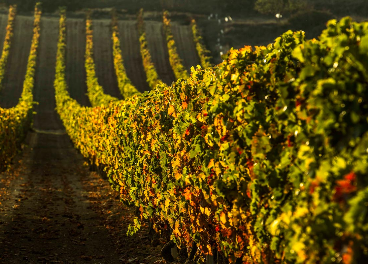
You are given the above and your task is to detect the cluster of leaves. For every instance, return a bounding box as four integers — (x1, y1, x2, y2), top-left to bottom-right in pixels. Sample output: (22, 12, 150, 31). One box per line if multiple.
(0, 3, 41, 171)
(85, 11, 118, 106)
(111, 11, 140, 99)
(162, 10, 189, 80)
(0, 5, 16, 91)
(191, 18, 212, 69)
(137, 8, 162, 90)
(55, 13, 368, 263)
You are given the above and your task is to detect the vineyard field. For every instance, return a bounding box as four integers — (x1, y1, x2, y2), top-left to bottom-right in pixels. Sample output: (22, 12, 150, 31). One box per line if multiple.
(145, 21, 175, 85)
(0, 15, 33, 108)
(92, 19, 122, 99)
(65, 18, 91, 106)
(170, 22, 200, 72)
(0, 14, 8, 53)
(0, 7, 214, 263)
(118, 20, 150, 92)
(1, 4, 368, 264)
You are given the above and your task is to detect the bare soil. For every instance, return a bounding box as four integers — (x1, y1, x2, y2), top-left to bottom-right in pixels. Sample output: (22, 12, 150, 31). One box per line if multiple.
(118, 20, 150, 93)
(0, 131, 164, 263)
(65, 17, 90, 106)
(0, 14, 8, 55)
(33, 17, 60, 131)
(171, 22, 200, 72)
(145, 21, 175, 86)
(93, 19, 122, 99)
(0, 15, 33, 108)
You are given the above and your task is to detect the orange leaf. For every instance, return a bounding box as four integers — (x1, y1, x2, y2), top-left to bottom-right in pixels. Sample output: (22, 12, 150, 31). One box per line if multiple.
(168, 105, 176, 117)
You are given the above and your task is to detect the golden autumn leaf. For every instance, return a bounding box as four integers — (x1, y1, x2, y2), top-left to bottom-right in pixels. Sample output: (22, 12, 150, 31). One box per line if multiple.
(168, 105, 176, 117)
(292, 242, 307, 261)
(184, 188, 192, 200)
(207, 159, 214, 169)
(220, 211, 227, 225)
(200, 206, 211, 216)
(174, 172, 182, 180)
(173, 220, 181, 236)
(206, 244, 213, 255)
(294, 207, 309, 218)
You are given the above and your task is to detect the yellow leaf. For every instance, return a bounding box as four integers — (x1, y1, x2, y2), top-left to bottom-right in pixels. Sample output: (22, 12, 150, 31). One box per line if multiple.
(208, 159, 214, 169)
(220, 211, 227, 225)
(269, 219, 280, 236)
(173, 220, 181, 236)
(200, 207, 211, 216)
(292, 242, 307, 261)
(168, 105, 176, 117)
(214, 162, 222, 176)
(294, 207, 309, 218)
(174, 172, 182, 180)
(184, 189, 192, 201)
(207, 244, 213, 255)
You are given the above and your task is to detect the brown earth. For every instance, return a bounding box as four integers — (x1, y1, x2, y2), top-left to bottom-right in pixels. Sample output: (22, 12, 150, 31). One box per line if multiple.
(0, 131, 164, 263)
(92, 19, 122, 99)
(118, 20, 150, 93)
(145, 21, 176, 86)
(171, 22, 200, 72)
(33, 17, 60, 131)
(0, 14, 8, 56)
(0, 15, 33, 108)
(65, 17, 90, 106)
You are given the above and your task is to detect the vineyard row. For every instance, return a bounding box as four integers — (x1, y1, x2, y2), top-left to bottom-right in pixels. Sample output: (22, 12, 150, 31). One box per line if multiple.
(0, 4, 41, 171)
(55, 7, 368, 264)
(0, 6, 211, 170)
(1, 4, 368, 263)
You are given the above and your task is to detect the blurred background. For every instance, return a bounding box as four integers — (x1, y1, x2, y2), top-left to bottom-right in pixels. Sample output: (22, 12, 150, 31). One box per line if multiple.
(0, 0, 367, 63)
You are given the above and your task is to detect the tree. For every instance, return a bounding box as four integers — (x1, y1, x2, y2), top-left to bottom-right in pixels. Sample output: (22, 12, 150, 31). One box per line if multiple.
(254, 0, 308, 15)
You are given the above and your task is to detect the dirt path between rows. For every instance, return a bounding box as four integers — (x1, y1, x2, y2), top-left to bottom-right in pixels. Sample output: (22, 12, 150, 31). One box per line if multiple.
(171, 23, 200, 73)
(93, 19, 122, 99)
(0, 14, 8, 56)
(0, 15, 164, 264)
(145, 21, 175, 86)
(33, 17, 61, 131)
(66, 18, 91, 106)
(118, 20, 150, 93)
(0, 15, 33, 108)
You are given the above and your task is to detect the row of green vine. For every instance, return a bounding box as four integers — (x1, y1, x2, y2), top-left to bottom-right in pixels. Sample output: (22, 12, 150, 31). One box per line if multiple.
(0, 3, 41, 171)
(0, 5, 16, 91)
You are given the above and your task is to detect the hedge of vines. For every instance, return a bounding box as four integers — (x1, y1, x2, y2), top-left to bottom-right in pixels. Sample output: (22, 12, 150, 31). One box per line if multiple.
(0, 3, 41, 171)
(111, 12, 140, 98)
(163, 10, 189, 80)
(137, 9, 162, 90)
(85, 11, 118, 106)
(0, 5, 16, 91)
(191, 18, 211, 69)
(56, 15, 368, 263)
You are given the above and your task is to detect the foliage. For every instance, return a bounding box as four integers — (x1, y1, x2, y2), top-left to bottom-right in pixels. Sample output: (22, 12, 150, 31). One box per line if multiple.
(0, 5, 16, 91)
(137, 8, 162, 90)
(162, 10, 189, 80)
(85, 11, 118, 106)
(111, 11, 141, 98)
(191, 18, 212, 69)
(55, 15, 368, 263)
(0, 3, 41, 171)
